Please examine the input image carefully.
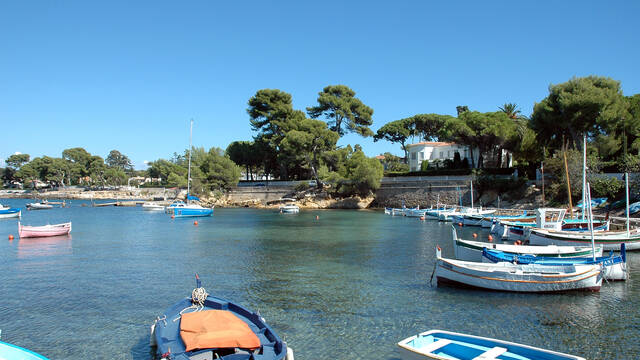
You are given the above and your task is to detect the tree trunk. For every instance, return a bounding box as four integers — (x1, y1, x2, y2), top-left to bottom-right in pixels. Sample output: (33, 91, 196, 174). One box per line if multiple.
(402, 141, 408, 164)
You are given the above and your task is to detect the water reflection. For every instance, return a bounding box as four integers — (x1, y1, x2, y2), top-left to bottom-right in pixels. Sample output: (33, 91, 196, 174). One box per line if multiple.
(17, 234, 72, 258)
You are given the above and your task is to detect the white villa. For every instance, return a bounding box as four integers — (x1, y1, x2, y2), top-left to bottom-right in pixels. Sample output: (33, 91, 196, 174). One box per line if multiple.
(407, 142, 475, 171)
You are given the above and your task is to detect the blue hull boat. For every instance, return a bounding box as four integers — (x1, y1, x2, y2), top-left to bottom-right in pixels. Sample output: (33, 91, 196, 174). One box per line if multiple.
(0, 341, 49, 360)
(0, 208, 21, 219)
(397, 329, 585, 360)
(170, 205, 214, 218)
(151, 276, 292, 360)
(483, 244, 628, 281)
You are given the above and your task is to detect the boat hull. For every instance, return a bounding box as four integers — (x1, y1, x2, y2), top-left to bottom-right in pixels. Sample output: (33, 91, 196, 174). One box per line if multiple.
(152, 293, 289, 360)
(436, 247, 602, 292)
(453, 239, 602, 262)
(0, 208, 21, 219)
(397, 329, 585, 360)
(18, 222, 71, 238)
(529, 229, 640, 251)
(0, 341, 49, 360)
(171, 207, 214, 217)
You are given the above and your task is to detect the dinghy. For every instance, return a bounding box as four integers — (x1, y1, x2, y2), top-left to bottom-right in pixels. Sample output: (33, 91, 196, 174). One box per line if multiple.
(435, 247, 602, 292)
(18, 222, 71, 238)
(397, 329, 585, 360)
(0, 341, 49, 360)
(451, 226, 602, 262)
(151, 275, 294, 360)
(26, 201, 54, 210)
(142, 202, 165, 211)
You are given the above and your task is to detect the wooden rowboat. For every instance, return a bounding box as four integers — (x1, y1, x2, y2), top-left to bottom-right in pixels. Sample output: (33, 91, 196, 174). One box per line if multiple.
(397, 329, 585, 360)
(18, 222, 71, 238)
(451, 226, 603, 262)
(435, 247, 602, 292)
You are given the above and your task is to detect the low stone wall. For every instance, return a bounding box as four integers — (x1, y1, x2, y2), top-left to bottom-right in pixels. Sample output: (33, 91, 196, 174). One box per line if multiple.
(225, 187, 295, 204)
(373, 183, 473, 209)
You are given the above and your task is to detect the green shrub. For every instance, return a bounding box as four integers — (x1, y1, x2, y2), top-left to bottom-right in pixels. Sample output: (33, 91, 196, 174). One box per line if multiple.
(420, 160, 429, 171)
(588, 176, 624, 198)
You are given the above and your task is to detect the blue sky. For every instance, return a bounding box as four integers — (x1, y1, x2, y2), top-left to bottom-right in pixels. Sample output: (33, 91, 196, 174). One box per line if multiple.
(1, 1, 639, 169)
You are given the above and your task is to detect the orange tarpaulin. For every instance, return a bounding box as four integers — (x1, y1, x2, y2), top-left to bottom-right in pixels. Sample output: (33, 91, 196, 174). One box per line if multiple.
(180, 310, 261, 352)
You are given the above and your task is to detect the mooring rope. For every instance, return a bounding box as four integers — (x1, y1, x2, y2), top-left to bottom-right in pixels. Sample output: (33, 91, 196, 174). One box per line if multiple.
(174, 286, 209, 321)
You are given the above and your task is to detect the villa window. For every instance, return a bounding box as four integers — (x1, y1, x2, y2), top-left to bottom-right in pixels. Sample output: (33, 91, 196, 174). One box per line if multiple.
(440, 151, 443, 158)
(411, 152, 417, 160)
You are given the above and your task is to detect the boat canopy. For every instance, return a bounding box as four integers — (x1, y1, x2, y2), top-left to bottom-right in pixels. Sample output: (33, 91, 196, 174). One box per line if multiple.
(187, 195, 200, 201)
(179, 310, 261, 352)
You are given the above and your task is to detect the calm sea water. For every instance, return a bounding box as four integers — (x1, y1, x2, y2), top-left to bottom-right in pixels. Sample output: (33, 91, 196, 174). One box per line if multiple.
(1, 198, 639, 360)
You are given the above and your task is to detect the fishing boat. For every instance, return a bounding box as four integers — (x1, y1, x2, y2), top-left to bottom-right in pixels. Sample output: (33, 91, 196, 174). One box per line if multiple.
(150, 275, 294, 360)
(443, 208, 495, 223)
(397, 329, 585, 360)
(18, 222, 71, 238)
(480, 213, 535, 228)
(406, 207, 428, 218)
(384, 207, 404, 215)
(435, 247, 602, 292)
(482, 245, 628, 281)
(142, 202, 165, 211)
(0, 340, 50, 360)
(0, 207, 21, 219)
(531, 178, 640, 251)
(26, 201, 54, 210)
(279, 204, 299, 214)
(451, 226, 602, 262)
(528, 227, 640, 251)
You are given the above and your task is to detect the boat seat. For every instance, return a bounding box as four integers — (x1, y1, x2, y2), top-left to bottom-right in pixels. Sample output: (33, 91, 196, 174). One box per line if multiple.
(417, 338, 452, 355)
(473, 346, 507, 360)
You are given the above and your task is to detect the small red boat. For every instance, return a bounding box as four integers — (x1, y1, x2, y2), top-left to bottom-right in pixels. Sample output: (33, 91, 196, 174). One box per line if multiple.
(18, 222, 72, 238)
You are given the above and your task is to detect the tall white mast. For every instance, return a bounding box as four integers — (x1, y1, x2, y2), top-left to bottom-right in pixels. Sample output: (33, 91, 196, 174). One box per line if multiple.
(582, 135, 587, 220)
(626, 172, 630, 237)
(187, 119, 193, 198)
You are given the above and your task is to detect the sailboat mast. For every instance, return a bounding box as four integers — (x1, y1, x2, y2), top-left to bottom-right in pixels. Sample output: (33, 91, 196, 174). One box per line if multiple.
(470, 180, 474, 209)
(582, 135, 586, 220)
(187, 119, 193, 197)
(586, 183, 596, 261)
(626, 172, 630, 237)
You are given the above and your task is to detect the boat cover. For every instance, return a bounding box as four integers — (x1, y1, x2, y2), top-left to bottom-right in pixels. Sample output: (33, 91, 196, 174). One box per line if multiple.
(180, 310, 261, 352)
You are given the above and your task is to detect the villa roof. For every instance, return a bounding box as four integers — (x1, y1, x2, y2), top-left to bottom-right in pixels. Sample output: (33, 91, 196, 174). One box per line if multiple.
(407, 141, 457, 148)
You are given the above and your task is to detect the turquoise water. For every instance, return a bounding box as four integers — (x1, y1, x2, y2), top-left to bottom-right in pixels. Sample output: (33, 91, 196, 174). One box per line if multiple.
(0, 198, 639, 360)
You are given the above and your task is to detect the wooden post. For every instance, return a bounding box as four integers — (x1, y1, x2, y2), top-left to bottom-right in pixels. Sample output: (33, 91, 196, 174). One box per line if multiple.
(563, 141, 573, 219)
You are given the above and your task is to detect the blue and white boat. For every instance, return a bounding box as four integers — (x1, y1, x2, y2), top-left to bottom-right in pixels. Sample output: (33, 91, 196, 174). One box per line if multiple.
(0, 207, 21, 219)
(151, 275, 293, 360)
(397, 329, 585, 360)
(483, 245, 628, 281)
(0, 340, 49, 360)
(169, 120, 214, 218)
(169, 198, 214, 218)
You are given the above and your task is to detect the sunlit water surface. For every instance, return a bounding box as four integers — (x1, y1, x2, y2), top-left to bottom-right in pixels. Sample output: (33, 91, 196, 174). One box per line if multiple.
(0, 198, 638, 360)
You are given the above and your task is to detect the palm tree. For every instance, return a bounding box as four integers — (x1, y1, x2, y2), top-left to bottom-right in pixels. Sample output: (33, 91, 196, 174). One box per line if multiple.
(499, 103, 522, 119)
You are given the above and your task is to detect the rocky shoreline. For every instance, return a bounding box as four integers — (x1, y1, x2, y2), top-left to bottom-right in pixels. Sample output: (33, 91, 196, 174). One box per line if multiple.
(0, 188, 376, 210)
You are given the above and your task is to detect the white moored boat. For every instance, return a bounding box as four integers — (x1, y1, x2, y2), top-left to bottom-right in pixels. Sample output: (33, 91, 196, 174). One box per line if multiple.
(279, 204, 300, 214)
(142, 202, 165, 211)
(451, 226, 603, 262)
(435, 247, 602, 292)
